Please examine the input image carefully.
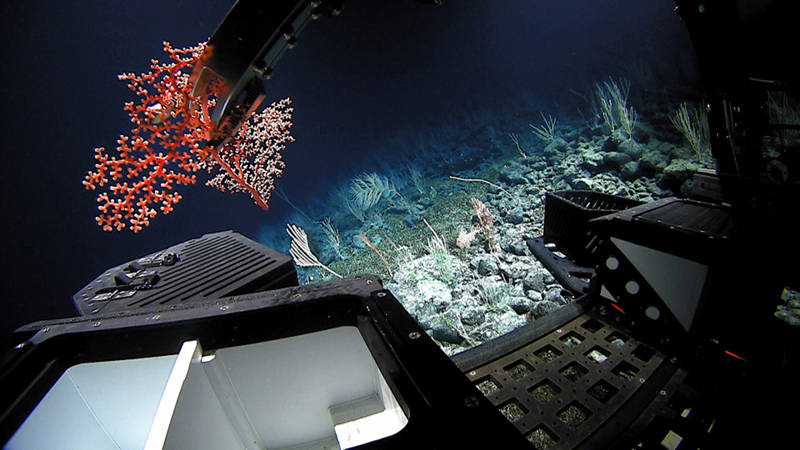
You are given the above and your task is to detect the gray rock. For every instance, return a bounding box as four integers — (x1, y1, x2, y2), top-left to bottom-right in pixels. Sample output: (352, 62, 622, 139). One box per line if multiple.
(544, 287, 565, 304)
(618, 139, 643, 158)
(525, 290, 543, 303)
(601, 136, 620, 152)
(499, 165, 527, 186)
(571, 177, 593, 190)
(502, 239, 529, 256)
(471, 254, 498, 276)
(602, 151, 633, 169)
(499, 261, 530, 280)
(620, 161, 640, 180)
(507, 296, 534, 315)
(532, 300, 562, 319)
(523, 271, 547, 292)
(639, 149, 669, 175)
(428, 323, 464, 345)
(659, 158, 700, 192)
(505, 206, 525, 224)
(544, 137, 569, 156)
(582, 151, 604, 173)
(460, 307, 487, 326)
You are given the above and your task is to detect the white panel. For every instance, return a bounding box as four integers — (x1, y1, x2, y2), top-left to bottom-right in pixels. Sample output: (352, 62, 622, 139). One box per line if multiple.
(7, 327, 408, 450)
(7, 372, 118, 449)
(611, 237, 708, 331)
(202, 356, 264, 449)
(333, 368, 409, 449)
(68, 355, 176, 449)
(7, 354, 177, 450)
(215, 326, 383, 449)
(145, 340, 201, 449)
(161, 350, 244, 450)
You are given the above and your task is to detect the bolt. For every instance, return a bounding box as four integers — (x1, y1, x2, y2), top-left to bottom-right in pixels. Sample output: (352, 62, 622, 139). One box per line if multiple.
(556, 328, 563, 333)
(93, 321, 102, 327)
(639, 377, 646, 384)
(659, 390, 668, 397)
(408, 331, 421, 340)
(151, 314, 160, 320)
(220, 305, 230, 312)
(376, 292, 387, 298)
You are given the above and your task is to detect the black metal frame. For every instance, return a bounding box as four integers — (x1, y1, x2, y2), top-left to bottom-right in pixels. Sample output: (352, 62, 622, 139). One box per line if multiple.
(1, 276, 530, 448)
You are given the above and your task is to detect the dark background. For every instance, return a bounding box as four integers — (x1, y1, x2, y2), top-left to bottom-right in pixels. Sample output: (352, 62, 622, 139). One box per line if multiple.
(0, 0, 693, 343)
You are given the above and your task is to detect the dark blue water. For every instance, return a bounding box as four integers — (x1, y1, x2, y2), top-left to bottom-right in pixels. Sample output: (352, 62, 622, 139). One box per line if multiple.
(0, 0, 698, 345)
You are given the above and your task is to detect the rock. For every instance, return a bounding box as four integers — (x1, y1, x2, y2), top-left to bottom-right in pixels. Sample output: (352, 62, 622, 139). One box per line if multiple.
(502, 239, 529, 256)
(505, 206, 525, 224)
(544, 287, 565, 304)
(532, 300, 561, 319)
(507, 296, 535, 315)
(528, 159, 547, 171)
(460, 307, 487, 326)
(602, 151, 633, 169)
(525, 290, 543, 303)
(492, 310, 528, 335)
(523, 271, 547, 292)
(499, 165, 527, 186)
(428, 321, 464, 345)
(499, 261, 530, 280)
(620, 161, 641, 180)
(618, 139, 643, 158)
(524, 180, 542, 195)
(600, 136, 621, 152)
(639, 149, 669, 176)
(572, 177, 593, 190)
(471, 254, 498, 276)
(658, 158, 700, 192)
(544, 137, 569, 156)
(582, 151, 604, 173)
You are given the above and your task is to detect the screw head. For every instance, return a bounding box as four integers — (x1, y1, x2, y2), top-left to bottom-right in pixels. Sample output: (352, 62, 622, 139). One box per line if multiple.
(408, 331, 421, 340)
(376, 291, 387, 298)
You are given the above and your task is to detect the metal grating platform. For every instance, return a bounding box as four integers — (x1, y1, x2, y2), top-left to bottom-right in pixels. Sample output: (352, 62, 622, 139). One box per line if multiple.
(464, 312, 669, 449)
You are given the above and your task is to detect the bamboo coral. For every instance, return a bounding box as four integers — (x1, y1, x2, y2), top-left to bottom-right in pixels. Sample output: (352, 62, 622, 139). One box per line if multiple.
(83, 41, 294, 232)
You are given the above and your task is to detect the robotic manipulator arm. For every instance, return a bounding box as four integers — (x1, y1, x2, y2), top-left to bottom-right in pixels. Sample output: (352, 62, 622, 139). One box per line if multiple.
(189, 0, 344, 150)
(190, 0, 442, 150)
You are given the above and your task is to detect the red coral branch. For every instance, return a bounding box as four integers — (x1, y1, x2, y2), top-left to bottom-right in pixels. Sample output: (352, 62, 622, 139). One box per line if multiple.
(83, 41, 294, 232)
